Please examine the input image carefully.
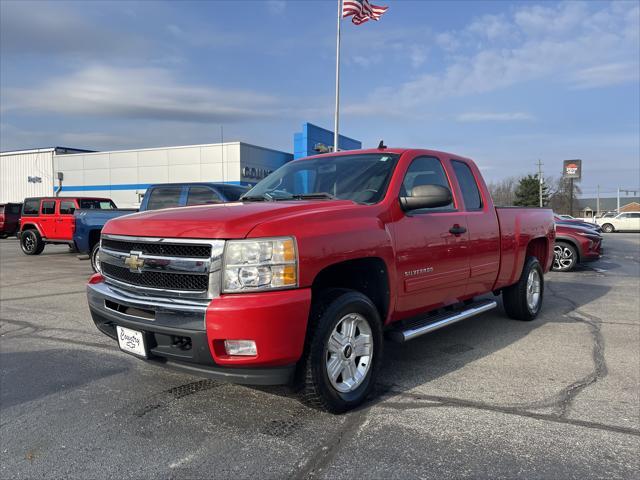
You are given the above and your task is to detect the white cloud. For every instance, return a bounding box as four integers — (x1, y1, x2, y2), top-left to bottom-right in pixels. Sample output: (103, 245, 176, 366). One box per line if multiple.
(347, 1, 640, 114)
(570, 62, 640, 89)
(266, 1, 286, 15)
(457, 112, 534, 122)
(467, 14, 514, 41)
(2, 65, 280, 123)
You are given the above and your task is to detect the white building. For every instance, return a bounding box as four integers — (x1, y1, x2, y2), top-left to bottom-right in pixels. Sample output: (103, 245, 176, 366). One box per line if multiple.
(0, 147, 90, 204)
(1, 142, 292, 207)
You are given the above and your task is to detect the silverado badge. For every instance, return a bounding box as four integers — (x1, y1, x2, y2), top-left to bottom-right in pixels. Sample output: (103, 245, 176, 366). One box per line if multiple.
(124, 252, 145, 273)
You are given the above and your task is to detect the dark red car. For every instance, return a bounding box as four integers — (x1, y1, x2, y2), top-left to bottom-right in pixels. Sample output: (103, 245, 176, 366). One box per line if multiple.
(553, 224, 602, 272)
(0, 203, 22, 238)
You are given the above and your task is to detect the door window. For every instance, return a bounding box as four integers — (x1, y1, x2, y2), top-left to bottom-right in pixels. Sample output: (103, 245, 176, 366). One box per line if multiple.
(41, 200, 56, 215)
(23, 199, 40, 215)
(146, 187, 183, 210)
(451, 160, 482, 210)
(401, 156, 454, 211)
(186, 187, 222, 206)
(60, 201, 76, 215)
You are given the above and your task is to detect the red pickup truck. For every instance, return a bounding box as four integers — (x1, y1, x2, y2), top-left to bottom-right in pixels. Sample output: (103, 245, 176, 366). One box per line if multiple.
(87, 148, 555, 412)
(19, 197, 116, 255)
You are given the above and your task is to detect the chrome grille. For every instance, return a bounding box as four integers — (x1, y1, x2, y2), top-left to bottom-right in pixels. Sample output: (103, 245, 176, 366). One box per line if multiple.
(102, 238, 211, 258)
(101, 263, 209, 291)
(99, 234, 225, 299)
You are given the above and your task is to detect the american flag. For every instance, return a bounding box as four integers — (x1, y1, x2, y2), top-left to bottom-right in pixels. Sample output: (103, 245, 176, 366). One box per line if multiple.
(342, 0, 388, 25)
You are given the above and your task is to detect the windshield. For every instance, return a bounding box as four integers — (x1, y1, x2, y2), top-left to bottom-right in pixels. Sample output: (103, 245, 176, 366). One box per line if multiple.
(216, 184, 249, 201)
(244, 153, 399, 204)
(79, 199, 117, 209)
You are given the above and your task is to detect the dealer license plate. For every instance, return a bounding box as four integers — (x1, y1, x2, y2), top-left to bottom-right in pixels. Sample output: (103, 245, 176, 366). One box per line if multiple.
(116, 326, 147, 358)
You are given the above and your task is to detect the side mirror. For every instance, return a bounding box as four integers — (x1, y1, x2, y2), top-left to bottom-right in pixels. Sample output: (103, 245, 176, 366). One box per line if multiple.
(400, 184, 452, 211)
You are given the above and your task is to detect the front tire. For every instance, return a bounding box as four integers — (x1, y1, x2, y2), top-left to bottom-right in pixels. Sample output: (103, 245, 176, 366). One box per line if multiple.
(20, 230, 45, 255)
(90, 243, 102, 273)
(503, 256, 544, 321)
(299, 290, 383, 413)
(601, 223, 614, 233)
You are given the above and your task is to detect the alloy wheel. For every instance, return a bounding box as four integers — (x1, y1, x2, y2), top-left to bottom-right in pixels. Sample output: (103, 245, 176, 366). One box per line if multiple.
(325, 313, 373, 393)
(553, 244, 575, 271)
(526, 269, 541, 311)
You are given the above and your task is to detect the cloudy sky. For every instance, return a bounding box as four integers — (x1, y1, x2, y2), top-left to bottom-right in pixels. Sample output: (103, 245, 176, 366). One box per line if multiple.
(1, 0, 638, 197)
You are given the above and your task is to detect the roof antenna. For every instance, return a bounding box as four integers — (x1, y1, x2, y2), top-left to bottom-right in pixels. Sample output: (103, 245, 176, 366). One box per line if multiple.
(378, 140, 386, 149)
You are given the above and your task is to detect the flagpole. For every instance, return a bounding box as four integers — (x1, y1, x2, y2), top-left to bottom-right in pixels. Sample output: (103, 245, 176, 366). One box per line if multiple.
(333, 0, 342, 152)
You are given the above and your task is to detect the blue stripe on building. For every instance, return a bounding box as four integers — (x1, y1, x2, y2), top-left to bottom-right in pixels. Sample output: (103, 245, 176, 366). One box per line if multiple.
(60, 181, 245, 192)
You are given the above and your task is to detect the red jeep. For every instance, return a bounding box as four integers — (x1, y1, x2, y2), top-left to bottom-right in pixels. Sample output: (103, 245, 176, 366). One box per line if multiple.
(19, 197, 116, 255)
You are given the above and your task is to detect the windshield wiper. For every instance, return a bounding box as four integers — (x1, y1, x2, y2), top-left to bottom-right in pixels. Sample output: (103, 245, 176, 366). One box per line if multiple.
(240, 195, 268, 202)
(288, 192, 336, 200)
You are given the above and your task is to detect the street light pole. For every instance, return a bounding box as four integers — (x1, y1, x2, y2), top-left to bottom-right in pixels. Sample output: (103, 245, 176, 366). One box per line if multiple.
(537, 159, 543, 207)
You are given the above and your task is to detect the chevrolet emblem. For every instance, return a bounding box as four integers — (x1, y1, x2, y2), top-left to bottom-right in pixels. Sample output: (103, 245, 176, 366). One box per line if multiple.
(124, 252, 145, 272)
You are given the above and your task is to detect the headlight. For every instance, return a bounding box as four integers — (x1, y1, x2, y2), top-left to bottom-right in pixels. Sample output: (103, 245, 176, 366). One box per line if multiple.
(223, 237, 297, 293)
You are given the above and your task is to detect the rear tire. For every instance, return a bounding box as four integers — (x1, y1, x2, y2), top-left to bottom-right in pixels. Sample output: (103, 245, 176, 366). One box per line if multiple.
(552, 241, 578, 272)
(299, 289, 383, 413)
(503, 256, 544, 321)
(601, 223, 614, 233)
(20, 229, 45, 255)
(90, 243, 102, 273)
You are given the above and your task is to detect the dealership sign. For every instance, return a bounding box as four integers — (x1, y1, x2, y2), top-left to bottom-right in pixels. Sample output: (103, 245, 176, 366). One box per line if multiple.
(242, 166, 272, 180)
(562, 159, 582, 180)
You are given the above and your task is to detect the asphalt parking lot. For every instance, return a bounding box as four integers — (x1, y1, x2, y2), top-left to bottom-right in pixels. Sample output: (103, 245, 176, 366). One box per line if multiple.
(1, 234, 638, 479)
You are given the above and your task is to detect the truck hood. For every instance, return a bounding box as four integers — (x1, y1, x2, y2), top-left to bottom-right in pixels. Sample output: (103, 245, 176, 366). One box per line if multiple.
(102, 200, 356, 239)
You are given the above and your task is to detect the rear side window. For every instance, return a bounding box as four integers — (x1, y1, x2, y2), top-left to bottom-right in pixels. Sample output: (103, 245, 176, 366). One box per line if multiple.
(8, 204, 21, 214)
(23, 199, 40, 215)
(401, 156, 454, 211)
(41, 200, 56, 215)
(78, 199, 116, 209)
(146, 187, 183, 210)
(186, 187, 222, 206)
(60, 201, 76, 215)
(451, 160, 482, 210)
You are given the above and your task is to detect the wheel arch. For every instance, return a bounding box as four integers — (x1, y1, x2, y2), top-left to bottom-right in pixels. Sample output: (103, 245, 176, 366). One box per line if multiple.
(525, 237, 550, 267)
(310, 257, 390, 324)
(20, 223, 43, 236)
(88, 228, 102, 250)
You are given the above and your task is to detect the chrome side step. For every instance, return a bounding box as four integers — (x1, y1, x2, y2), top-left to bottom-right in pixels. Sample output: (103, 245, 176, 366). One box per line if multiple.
(388, 299, 497, 343)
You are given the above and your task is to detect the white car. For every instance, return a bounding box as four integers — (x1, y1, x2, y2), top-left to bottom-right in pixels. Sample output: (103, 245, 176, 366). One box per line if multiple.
(596, 212, 640, 233)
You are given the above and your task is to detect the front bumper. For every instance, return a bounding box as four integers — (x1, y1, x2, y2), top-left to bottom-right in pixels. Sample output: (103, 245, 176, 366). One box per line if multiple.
(87, 281, 311, 385)
(581, 237, 603, 262)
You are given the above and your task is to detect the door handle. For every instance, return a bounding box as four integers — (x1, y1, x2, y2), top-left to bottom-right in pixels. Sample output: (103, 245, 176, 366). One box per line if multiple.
(449, 224, 467, 235)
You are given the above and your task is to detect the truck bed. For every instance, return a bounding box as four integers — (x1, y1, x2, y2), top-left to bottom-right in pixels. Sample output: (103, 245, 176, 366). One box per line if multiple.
(494, 207, 555, 290)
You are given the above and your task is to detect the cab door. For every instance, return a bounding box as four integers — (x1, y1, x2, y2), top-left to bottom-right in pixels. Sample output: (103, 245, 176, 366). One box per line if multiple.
(39, 200, 57, 238)
(449, 159, 501, 297)
(57, 199, 77, 240)
(392, 155, 470, 318)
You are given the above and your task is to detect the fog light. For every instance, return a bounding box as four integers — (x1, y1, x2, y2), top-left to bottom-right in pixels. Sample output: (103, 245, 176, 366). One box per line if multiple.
(224, 340, 257, 356)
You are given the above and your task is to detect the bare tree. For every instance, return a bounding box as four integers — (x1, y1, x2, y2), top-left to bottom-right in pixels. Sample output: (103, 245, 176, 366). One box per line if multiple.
(548, 176, 582, 214)
(487, 176, 518, 206)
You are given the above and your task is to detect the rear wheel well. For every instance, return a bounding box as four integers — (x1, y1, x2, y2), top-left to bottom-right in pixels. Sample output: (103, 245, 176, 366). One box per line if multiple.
(526, 237, 550, 265)
(89, 229, 102, 250)
(311, 258, 390, 322)
(21, 223, 37, 232)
